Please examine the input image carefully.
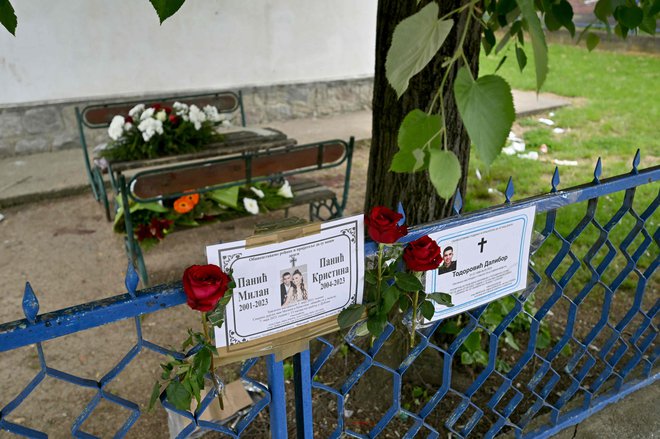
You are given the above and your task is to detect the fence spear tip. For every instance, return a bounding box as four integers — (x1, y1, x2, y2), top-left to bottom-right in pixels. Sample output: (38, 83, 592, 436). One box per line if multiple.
(593, 157, 602, 184)
(551, 167, 560, 193)
(632, 149, 641, 174)
(22, 282, 39, 323)
(453, 189, 463, 215)
(125, 263, 139, 297)
(505, 177, 515, 204)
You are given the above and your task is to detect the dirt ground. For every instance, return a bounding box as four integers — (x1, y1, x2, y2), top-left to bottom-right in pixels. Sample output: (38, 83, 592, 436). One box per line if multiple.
(0, 142, 371, 438)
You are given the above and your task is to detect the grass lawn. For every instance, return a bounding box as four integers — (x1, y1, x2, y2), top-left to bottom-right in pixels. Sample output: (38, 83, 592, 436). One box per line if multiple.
(467, 43, 659, 211)
(462, 44, 658, 334)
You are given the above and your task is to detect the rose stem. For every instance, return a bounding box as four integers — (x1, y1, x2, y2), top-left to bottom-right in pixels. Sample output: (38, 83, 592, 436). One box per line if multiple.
(202, 312, 224, 410)
(411, 290, 419, 348)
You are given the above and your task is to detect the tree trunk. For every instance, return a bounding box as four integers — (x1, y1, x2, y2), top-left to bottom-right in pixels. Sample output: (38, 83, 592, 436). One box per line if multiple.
(365, 0, 483, 225)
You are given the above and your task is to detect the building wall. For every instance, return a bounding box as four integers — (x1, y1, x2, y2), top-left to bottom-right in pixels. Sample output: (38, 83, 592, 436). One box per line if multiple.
(0, 1, 376, 157)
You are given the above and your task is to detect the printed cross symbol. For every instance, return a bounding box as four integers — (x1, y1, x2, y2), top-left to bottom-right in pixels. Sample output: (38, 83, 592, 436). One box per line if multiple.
(477, 237, 488, 253)
(290, 254, 298, 267)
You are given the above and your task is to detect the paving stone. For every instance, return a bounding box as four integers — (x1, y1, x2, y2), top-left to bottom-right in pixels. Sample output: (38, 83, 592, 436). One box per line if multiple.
(22, 107, 63, 134)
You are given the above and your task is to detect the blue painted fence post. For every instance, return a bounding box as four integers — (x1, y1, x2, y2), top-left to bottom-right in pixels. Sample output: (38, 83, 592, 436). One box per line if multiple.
(293, 349, 313, 438)
(266, 354, 288, 438)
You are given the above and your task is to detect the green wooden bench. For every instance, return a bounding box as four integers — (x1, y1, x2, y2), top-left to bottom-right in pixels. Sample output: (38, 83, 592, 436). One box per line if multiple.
(119, 137, 355, 285)
(75, 90, 247, 221)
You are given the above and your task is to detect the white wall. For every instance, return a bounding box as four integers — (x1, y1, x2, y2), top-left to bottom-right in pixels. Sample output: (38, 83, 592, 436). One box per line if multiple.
(0, 0, 377, 106)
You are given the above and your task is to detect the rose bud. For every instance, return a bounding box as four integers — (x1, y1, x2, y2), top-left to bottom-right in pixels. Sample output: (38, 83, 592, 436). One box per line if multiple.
(365, 206, 408, 244)
(403, 235, 442, 272)
(182, 264, 230, 312)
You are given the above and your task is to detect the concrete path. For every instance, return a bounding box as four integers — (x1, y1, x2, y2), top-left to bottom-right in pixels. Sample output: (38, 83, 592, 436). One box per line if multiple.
(0, 90, 569, 209)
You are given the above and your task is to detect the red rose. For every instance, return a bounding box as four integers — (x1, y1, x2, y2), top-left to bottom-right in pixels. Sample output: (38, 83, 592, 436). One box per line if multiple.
(164, 106, 173, 114)
(125, 115, 133, 124)
(168, 114, 179, 125)
(403, 235, 442, 272)
(151, 103, 162, 111)
(365, 206, 408, 244)
(182, 265, 230, 312)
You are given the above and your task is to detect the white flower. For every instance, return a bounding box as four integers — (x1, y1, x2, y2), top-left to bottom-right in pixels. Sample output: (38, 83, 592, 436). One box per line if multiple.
(128, 104, 145, 118)
(123, 122, 133, 131)
(243, 197, 259, 215)
(203, 105, 222, 123)
(108, 116, 125, 141)
(155, 110, 167, 122)
(173, 101, 189, 116)
(277, 180, 294, 198)
(140, 107, 155, 121)
(188, 105, 207, 130)
(137, 118, 164, 141)
(250, 187, 265, 198)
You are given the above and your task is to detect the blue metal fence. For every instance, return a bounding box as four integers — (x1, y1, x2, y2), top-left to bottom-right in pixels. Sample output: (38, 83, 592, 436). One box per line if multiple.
(0, 154, 657, 438)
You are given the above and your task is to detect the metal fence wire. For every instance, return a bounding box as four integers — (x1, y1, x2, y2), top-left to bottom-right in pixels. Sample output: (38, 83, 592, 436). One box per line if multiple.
(0, 154, 657, 438)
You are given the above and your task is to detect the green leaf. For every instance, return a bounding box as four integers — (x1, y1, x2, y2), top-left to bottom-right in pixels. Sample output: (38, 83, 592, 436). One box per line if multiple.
(453, 68, 515, 165)
(193, 349, 212, 381)
(130, 201, 169, 214)
(553, 0, 575, 36)
(385, 3, 454, 98)
(367, 313, 387, 337)
(615, 5, 644, 28)
(516, 0, 548, 91)
(166, 381, 192, 411)
(503, 330, 521, 351)
(463, 332, 482, 353)
(536, 327, 552, 349)
(338, 304, 366, 329)
(439, 319, 460, 335)
(148, 381, 162, 411)
(0, 0, 16, 35)
(586, 32, 600, 51)
(420, 300, 435, 320)
(398, 109, 443, 152)
(382, 285, 400, 314)
(472, 349, 489, 365)
(515, 46, 527, 72)
(149, 0, 186, 24)
(483, 28, 496, 55)
(395, 272, 424, 292)
(365, 270, 377, 285)
(399, 295, 411, 312)
(428, 149, 462, 200)
(428, 292, 454, 307)
(208, 186, 240, 209)
(461, 351, 474, 365)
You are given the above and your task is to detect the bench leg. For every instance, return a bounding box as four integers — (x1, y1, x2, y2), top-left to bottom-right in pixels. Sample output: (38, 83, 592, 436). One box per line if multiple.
(309, 198, 341, 221)
(92, 167, 112, 222)
(124, 237, 149, 288)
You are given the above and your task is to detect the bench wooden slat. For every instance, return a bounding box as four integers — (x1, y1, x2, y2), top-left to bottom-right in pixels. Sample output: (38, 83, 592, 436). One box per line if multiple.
(83, 95, 239, 127)
(132, 142, 346, 199)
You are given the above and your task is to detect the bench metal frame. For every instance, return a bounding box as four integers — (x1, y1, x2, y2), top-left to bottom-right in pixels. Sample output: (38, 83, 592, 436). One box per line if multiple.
(75, 90, 246, 221)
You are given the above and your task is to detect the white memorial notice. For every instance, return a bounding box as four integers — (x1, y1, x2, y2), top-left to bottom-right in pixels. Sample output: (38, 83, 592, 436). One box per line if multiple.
(206, 215, 364, 347)
(426, 206, 536, 321)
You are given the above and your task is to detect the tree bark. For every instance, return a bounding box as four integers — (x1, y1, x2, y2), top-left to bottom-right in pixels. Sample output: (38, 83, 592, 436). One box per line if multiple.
(365, 0, 483, 225)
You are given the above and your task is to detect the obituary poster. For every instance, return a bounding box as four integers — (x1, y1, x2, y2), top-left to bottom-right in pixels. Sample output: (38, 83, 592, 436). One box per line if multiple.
(425, 206, 536, 321)
(206, 215, 364, 347)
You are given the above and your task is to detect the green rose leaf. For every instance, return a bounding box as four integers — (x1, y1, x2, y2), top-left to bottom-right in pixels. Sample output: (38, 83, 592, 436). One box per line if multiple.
(395, 272, 424, 292)
(382, 285, 401, 314)
(516, 0, 548, 91)
(454, 68, 515, 165)
(0, 0, 16, 35)
(428, 292, 454, 307)
(386, 3, 454, 98)
(149, 0, 186, 24)
(148, 381, 162, 411)
(166, 380, 192, 411)
(338, 304, 366, 329)
(428, 149, 462, 200)
(367, 313, 387, 337)
(420, 300, 436, 320)
(586, 32, 600, 51)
